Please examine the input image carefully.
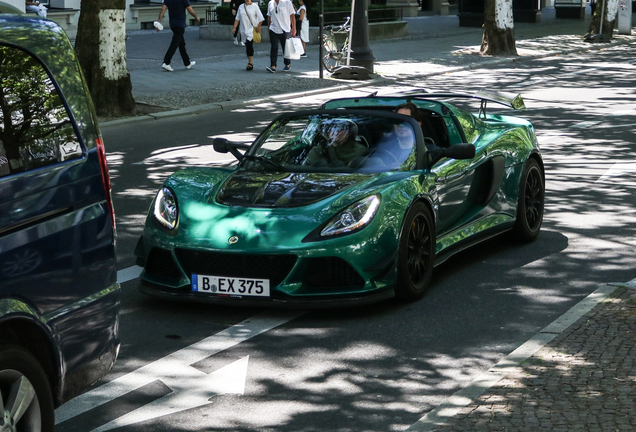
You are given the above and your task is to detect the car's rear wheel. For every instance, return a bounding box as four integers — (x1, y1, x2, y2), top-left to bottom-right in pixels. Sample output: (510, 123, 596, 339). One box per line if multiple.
(396, 202, 435, 300)
(513, 158, 544, 242)
(0, 345, 55, 432)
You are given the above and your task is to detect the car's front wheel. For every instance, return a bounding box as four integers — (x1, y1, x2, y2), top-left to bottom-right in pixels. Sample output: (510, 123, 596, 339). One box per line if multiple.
(396, 202, 436, 300)
(513, 158, 544, 242)
(0, 345, 55, 432)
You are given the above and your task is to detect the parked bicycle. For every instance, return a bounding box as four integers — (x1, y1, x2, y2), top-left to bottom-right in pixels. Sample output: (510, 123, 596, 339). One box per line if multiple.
(322, 16, 351, 72)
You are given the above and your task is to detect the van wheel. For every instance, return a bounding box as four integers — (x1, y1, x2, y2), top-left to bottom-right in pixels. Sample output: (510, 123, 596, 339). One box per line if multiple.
(513, 158, 544, 242)
(0, 345, 55, 432)
(396, 202, 435, 300)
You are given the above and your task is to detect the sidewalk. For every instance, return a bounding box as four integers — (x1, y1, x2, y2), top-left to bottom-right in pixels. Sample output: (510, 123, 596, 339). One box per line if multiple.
(440, 284, 636, 432)
(117, 14, 636, 429)
(407, 282, 636, 431)
(117, 7, 636, 118)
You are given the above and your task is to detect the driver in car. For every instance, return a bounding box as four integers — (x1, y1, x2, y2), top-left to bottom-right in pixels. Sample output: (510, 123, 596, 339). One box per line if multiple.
(304, 119, 368, 167)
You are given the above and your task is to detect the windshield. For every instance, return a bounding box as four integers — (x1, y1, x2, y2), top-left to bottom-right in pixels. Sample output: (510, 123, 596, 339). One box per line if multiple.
(244, 113, 418, 173)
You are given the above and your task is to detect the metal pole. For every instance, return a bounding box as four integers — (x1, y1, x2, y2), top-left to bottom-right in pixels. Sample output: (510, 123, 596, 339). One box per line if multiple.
(348, 0, 374, 72)
(319, 0, 323, 78)
(346, 0, 355, 66)
(599, 0, 605, 35)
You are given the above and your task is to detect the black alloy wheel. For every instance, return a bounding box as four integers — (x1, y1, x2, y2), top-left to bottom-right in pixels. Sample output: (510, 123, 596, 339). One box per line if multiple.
(513, 158, 545, 242)
(396, 202, 435, 300)
(0, 345, 55, 432)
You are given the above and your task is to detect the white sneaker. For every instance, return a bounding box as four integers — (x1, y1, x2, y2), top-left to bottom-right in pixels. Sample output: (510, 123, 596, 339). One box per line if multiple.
(233, 38, 239, 45)
(240, 42, 245, 46)
(162, 63, 173, 72)
(186, 61, 196, 70)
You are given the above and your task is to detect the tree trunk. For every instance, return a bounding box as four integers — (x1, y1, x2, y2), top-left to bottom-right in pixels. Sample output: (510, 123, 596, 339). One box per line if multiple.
(481, 0, 518, 56)
(588, 0, 619, 40)
(75, 0, 135, 117)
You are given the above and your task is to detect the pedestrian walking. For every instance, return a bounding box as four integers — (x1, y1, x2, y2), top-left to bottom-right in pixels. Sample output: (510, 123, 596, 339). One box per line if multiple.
(232, 0, 264, 71)
(266, 0, 296, 73)
(296, 0, 308, 57)
(230, 0, 245, 46)
(157, 0, 200, 72)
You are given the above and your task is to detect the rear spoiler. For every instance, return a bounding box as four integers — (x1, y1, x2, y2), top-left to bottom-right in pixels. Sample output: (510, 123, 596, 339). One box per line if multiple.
(323, 90, 526, 119)
(402, 89, 526, 119)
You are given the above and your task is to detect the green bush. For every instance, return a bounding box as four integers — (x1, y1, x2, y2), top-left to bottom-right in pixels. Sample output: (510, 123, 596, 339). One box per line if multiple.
(215, 5, 234, 25)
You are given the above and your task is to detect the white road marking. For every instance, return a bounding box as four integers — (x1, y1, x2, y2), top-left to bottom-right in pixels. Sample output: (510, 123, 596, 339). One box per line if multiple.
(570, 120, 602, 129)
(596, 161, 636, 182)
(91, 356, 250, 432)
(55, 310, 305, 428)
(597, 122, 636, 129)
(117, 265, 143, 283)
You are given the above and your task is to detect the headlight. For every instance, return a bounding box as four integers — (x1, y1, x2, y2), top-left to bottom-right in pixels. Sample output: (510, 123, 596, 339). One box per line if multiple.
(154, 187, 178, 230)
(321, 195, 380, 237)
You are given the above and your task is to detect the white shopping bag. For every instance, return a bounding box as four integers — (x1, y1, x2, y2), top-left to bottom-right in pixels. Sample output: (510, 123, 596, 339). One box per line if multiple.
(284, 37, 301, 60)
(292, 37, 304, 55)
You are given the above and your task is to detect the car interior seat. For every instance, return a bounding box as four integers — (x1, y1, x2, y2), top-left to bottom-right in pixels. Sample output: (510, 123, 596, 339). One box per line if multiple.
(419, 109, 450, 148)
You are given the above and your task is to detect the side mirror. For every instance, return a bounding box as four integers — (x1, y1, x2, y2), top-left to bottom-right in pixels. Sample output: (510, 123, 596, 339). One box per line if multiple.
(428, 143, 476, 168)
(442, 143, 476, 160)
(213, 138, 230, 154)
(212, 138, 250, 161)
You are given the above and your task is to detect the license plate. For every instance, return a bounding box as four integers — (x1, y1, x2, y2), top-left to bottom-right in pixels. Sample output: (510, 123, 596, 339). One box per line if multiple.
(192, 274, 270, 297)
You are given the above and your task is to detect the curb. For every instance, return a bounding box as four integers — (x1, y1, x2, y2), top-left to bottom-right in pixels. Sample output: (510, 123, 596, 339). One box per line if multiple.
(101, 36, 636, 129)
(404, 283, 622, 432)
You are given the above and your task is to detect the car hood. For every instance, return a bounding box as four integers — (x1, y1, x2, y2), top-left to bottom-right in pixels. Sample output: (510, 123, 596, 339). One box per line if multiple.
(215, 171, 375, 208)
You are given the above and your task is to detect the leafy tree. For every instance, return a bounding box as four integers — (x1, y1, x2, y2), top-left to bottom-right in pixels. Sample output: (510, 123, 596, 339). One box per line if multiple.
(587, 0, 619, 40)
(481, 0, 517, 56)
(75, 0, 135, 117)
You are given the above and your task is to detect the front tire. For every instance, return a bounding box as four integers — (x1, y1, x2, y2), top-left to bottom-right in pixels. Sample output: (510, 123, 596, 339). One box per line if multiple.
(513, 158, 544, 242)
(0, 345, 55, 432)
(396, 202, 436, 301)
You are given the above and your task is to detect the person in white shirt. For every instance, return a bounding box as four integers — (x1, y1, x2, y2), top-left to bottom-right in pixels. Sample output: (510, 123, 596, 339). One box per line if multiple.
(232, 0, 264, 71)
(25, 0, 47, 17)
(266, 0, 296, 73)
(296, 0, 308, 57)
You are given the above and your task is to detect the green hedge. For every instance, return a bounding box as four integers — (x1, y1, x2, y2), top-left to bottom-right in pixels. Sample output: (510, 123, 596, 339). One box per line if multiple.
(216, 3, 398, 26)
(215, 5, 234, 25)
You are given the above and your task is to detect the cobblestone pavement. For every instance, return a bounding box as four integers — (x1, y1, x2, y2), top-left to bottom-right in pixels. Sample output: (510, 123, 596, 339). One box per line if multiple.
(432, 286, 636, 432)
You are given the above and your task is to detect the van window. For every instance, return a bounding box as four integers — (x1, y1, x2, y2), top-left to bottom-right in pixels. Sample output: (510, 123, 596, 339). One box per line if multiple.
(0, 45, 82, 178)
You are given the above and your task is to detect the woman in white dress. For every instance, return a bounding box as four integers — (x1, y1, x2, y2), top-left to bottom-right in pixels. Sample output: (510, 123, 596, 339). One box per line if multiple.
(232, 0, 265, 70)
(296, 0, 309, 56)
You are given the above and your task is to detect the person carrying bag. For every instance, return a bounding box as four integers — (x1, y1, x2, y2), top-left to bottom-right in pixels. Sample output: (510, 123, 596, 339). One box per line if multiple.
(266, 0, 296, 72)
(232, 0, 264, 70)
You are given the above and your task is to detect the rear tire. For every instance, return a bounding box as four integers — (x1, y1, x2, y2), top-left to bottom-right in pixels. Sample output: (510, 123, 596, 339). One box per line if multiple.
(513, 158, 544, 242)
(396, 202, 435, 301)
(0, 345, 55, 432)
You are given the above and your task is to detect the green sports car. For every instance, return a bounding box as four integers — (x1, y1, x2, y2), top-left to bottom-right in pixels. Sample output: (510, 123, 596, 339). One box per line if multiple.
(135, 91, 544, 307)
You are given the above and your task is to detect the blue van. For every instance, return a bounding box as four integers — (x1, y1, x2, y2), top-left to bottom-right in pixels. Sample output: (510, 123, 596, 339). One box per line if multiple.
(0, 13, 120, 430)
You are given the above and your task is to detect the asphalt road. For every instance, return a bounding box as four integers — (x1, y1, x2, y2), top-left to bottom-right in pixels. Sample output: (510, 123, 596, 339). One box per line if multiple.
(55, 43, 636, 432)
